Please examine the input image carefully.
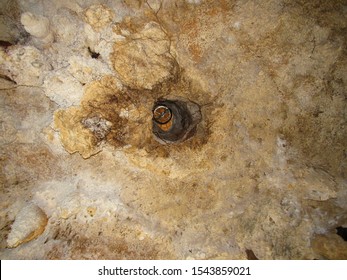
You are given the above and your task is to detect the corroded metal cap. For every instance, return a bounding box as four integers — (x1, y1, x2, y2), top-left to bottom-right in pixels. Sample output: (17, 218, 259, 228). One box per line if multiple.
(153, 105, 172, 124)
(152, 98, 201, 144)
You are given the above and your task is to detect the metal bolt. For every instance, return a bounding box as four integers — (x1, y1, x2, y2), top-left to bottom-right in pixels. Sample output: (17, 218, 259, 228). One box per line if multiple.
(153, 105, 172, 124)
(152, 99, 201, 143)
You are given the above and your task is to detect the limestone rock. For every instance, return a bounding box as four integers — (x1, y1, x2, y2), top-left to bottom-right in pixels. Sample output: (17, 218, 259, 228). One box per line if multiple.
(21, 12, 54, 46)
(111, 22, 177, 89)
(53, 75, 153, 158)
(68, 56, 113, 85)
(1, 0, 347, 261)
(300, 168, 337, 201)
(7, 204, 48, 248)
(43, 71, 84, 107)
(0, 15, 23, 45)
(0, 45, 51, 86)
(0, 1, 23, 44)
(84, 4, 114, 31)
(54, 107, 102, 159)
(312, 233, 347, 260)
(52, 8, 84, 46)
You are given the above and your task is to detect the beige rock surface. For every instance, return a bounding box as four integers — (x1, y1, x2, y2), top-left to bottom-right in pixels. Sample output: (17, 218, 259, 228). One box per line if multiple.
(312, 233, 347, 260)
(0, 1, 25, 44)
(84, 4, 114, 31)
(111, 20, 178, 89)
(0, 0, 346, 259)
(20, 12, 54, 45)
(7, 204, 48, 248)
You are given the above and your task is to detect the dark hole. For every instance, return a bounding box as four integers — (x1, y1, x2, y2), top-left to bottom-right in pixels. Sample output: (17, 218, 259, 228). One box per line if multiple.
(152, 98, 201, 144)
(336, 226, 347, 241)
(0, 40, 12, 47)
(245, 249, 258, 260)
(88, 47, 100, 59)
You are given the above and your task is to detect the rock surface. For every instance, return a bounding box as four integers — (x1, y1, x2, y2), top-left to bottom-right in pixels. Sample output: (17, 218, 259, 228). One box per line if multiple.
(7, 204, 48, 248)
(0, 0, 346, 259)
(111, 21, 177, 89)
(20, 12, 54, 46)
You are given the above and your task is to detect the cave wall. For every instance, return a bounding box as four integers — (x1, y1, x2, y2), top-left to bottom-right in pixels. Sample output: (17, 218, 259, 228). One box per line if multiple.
(0, 0, 346, 259)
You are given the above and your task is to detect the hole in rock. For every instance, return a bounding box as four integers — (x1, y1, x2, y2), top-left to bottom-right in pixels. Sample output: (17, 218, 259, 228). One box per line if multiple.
(0, 40, 12, 47)
(152, 98, 202, 144)
(336, 227, 347, 241)
(88, 47, 100, 59)
(245, 249, 259, 260)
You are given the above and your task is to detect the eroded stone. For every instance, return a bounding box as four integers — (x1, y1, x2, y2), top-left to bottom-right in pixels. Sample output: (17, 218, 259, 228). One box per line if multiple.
(7, 204, 48, 248)
(111, 22, 177, 90)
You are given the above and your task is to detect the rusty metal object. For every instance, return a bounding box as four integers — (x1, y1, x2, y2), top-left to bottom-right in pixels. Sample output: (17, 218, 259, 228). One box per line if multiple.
(152, 98, 201, 144)
(153, 105, 172, 123)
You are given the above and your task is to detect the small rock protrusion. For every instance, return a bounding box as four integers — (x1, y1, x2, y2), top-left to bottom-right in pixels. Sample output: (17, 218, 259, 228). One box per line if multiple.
(7, 204, 48, 248)
(20, 12, 54, 46)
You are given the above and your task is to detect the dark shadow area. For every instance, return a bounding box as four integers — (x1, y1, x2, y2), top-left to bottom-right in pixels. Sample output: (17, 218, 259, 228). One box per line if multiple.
(336, 227, 347, 241)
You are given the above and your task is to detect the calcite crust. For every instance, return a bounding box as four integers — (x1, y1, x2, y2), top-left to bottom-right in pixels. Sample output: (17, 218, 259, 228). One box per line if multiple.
(7, 204, 48, 248)
(111, 22, 177, 90)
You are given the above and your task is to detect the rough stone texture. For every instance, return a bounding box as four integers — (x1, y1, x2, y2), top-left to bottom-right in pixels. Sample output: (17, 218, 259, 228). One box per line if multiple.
(312, 233, 347, 260)
(84, 4, 114, 31)
(0, 1, 27, 44)
(0, 45, 51, 86)
(53, 75, 151, 158)
(20, 12, 54, 46)
(111, 20, 178, 89)
(0, 0, 346, 259)
(7, 204, 48, 248)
